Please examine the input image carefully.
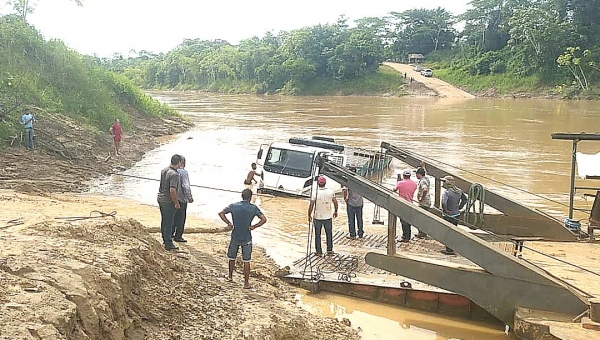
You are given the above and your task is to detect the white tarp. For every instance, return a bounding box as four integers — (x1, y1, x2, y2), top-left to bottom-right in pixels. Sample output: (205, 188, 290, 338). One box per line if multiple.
(576, 152, 600, 179)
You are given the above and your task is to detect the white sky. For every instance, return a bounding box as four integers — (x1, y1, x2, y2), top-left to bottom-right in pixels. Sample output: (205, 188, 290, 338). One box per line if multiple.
(1, 0, 471, 57)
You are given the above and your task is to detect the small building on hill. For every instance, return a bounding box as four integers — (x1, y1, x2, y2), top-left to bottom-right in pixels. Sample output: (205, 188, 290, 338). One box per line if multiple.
(408, 53, 424, 64)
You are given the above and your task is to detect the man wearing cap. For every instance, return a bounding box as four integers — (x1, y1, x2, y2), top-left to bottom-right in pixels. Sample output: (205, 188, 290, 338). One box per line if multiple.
(416, 165, 430, 238)
(440, 175, 468, 255)
(393, 169, 417, 242)
(308, 176, 338, 256)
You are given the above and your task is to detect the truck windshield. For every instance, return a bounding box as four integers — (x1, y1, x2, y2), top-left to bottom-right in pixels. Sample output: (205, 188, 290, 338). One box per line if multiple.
(264, 148, 314, 178)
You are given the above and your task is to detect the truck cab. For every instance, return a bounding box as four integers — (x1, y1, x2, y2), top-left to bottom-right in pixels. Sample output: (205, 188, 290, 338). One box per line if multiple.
(255, 138, 345, 197)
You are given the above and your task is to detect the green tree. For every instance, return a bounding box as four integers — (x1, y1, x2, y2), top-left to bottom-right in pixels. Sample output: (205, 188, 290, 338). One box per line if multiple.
(6, 0, 83, 22)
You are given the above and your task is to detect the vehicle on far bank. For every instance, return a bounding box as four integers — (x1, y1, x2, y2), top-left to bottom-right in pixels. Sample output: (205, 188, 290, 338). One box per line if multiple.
(413, 65, 422, 72)
(421, 69, 433, 77)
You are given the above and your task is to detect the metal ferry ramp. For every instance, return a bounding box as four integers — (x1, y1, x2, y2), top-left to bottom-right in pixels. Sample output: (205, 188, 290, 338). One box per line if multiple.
(310, 154, 588, 326)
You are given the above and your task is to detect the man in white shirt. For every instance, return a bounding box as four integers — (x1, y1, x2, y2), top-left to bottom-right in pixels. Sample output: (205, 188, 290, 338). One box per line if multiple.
(308, 176, 338, 256)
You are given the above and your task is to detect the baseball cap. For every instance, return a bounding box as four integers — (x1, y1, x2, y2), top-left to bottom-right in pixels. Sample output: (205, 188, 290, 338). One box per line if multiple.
(402, 169, 412, 177)
(441, 175, 455, 184)
(317, 176, 326, 185)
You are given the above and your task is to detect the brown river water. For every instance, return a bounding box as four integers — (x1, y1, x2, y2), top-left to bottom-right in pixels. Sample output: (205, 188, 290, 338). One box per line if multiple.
(91, 92, 600, 339)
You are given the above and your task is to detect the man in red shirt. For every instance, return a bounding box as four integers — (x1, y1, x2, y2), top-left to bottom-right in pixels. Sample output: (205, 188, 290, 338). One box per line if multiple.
(109, 118, 123, 156)
(393, 169, 417, 242)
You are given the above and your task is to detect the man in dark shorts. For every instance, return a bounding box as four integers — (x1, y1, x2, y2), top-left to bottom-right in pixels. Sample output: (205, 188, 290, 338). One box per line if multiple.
(218, 189, 267, 289)
(157, 154, 182, 251)
(109, 118, 123, 156)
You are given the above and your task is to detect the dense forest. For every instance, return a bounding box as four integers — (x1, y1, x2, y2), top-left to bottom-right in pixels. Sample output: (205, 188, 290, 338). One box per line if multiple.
(103, 0, 600, 97)
(0, 14, 175, 141)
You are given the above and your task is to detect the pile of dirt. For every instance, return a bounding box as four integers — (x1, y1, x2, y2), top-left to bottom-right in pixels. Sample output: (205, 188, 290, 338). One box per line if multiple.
(0, 108, 192, 193)
(0, 215, 359, 340)
(405, 81, 438, 97)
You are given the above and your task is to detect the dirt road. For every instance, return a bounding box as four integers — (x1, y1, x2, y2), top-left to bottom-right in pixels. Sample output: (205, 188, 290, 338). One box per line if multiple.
(0, 190, 359, 339)
(384, 62, 475, 99)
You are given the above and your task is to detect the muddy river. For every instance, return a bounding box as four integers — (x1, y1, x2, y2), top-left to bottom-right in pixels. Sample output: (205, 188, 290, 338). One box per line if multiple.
(92, 92, 600, 339)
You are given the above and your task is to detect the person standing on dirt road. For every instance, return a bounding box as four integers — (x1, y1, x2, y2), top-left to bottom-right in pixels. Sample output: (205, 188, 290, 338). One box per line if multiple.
(173, 156, 193, 243)
(219, 188, 267, 289)
(109, 118, 122, 156)
(157, 154, 182, 251)
(308, 176, 338, 256)
(20, 110, 35, 150)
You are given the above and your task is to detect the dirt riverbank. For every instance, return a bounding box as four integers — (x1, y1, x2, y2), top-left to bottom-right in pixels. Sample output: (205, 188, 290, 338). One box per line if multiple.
(0, 190, 359, 339)
(0, 106, 359, 339)
(0, 108, 191, 193)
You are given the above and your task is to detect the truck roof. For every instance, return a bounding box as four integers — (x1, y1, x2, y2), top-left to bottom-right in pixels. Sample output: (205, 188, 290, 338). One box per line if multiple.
(270, 142, 340, 154)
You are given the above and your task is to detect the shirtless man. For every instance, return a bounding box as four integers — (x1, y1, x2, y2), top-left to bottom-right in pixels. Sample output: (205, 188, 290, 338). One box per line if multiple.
(109, 118, 122, 156)
(244, 163, 262, 185)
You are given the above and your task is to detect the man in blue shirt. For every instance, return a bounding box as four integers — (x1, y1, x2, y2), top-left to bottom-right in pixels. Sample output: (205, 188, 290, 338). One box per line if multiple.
(173, 156, 193, 243)
(20, 110, 35, 149)
(218, 189, 267, 289)
(440, 176, 468, 255)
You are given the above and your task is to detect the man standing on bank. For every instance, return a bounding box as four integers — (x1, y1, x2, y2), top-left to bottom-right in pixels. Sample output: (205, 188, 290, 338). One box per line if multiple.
(440, 175, 468, 255)
(173, 156, 193, 243)
(157, 154, 182, 251)
(308, 176, 338, 256)
(393, 169, 417, 242)
(219, 189, 267, 289)
(20, 110, 35, 150)
(109, 118, 122, 156)
(343, 170, 364, 239)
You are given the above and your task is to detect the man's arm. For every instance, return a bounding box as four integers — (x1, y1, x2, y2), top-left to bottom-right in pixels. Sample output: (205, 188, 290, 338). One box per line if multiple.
(459, 192, 468, 210)
(342, 188, 349, 202)
(418, 186, 428, 201)
(169, 187, 180, 209)
(332, 196, 338, 218)
(182, 171, 193, 203)
(250, 214, 267, 230)
(441, 192, 449, 214)
(169, 172, 180, 209)
(393, 182, 399, 193)
(308, 200, 315, 222)
(218, 210, 234, 230)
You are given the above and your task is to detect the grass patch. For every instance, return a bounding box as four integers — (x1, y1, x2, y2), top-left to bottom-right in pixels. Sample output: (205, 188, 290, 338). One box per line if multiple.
(430, 66, 542, 94)
(301, 66, 407, 96)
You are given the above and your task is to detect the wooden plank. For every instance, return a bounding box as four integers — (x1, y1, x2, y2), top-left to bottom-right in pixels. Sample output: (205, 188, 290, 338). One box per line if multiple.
(387, 212, 397, 255)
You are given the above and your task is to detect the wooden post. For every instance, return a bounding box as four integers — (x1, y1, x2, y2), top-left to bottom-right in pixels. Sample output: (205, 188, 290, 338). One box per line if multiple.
(435, 177, 442, 209)
(590, 298, 600, 322)
(569, 140, 579, 219)
(387, 211, 397, 256)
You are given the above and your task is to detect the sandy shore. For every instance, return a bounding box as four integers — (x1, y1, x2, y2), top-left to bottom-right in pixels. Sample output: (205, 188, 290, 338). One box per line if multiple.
(0, 190, 359, 339)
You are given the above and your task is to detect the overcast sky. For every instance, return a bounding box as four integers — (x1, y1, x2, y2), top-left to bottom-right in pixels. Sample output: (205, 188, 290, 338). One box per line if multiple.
(1, 0, 471, 57)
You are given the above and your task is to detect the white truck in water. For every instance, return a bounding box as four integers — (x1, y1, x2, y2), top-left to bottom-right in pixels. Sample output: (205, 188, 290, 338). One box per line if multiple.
(255, 137, 345, 197)
(255, 137, 392, 197)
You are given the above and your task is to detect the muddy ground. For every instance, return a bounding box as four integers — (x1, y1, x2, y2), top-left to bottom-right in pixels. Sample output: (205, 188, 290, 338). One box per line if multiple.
(0, 108, 358, 339)
(0, 191, 359, 340)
